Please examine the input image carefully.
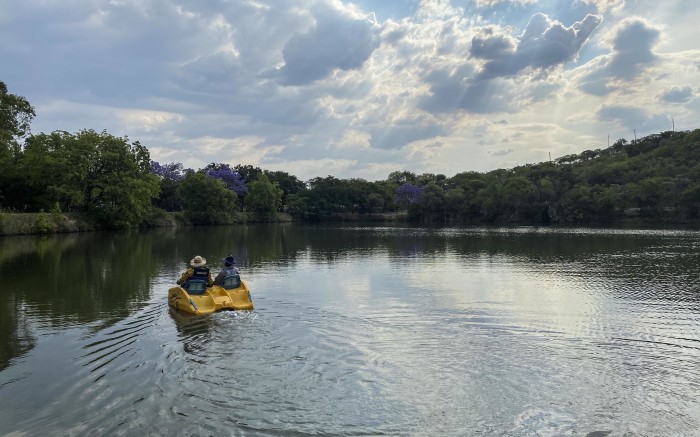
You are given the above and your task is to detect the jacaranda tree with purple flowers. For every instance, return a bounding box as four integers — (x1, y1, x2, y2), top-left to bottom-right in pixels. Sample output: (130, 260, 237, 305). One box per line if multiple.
(204, 163, 248, 197)
(150, 161, 185, 181)
(395, 183, 422, 208)
(150, 161, 187, 211)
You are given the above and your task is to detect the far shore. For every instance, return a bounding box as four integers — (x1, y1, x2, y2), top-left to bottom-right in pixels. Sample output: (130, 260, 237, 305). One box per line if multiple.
(2, 210, 699, 237)
(0, 211, 413, 237)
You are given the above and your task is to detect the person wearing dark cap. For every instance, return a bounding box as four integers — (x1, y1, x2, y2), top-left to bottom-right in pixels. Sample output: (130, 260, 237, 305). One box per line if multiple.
(176, 255, 214, 287)
(214, 255, 240, 286)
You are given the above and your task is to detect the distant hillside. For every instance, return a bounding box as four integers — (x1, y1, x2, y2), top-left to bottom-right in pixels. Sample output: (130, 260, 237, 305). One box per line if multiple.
(423, 129, 700, 224)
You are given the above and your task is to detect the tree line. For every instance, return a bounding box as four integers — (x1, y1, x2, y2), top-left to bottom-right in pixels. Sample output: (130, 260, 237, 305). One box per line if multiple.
(2, 80, 700, 228)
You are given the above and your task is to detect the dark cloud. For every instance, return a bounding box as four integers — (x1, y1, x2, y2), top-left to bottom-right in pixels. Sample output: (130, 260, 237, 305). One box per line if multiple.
(470, 29, 514, 60)
(596, 105, 670, 133)
(419, 12, 599, 115)
(658, 85, 694, 103)
(579, 18, 661, 95)
(274, 4, 380, 86)
(606, 19, 660, 79)
(472, 13, 602, 80)
(369, 122, 445, 150)
(421, 76, 514, 114)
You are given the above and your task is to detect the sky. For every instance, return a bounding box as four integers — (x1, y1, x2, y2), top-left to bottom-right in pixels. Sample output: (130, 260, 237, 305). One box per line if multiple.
(1, 0, 699, 181)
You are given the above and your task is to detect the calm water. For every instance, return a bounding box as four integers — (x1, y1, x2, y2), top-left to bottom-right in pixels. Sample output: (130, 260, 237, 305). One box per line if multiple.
(1, 224, 699, 436)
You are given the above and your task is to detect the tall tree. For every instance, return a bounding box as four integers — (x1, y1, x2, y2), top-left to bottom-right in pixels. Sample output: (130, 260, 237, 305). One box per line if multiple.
(264, 170, 305, 209)
(21, 130, 160, 227)
(245, 174, 282, 221)
(0, 81, 35, 154)
(178, 172, 237, 224)
(0, 81, 35, 207)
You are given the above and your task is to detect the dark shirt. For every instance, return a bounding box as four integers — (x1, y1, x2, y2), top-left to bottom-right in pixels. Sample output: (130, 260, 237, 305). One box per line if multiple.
(177, 267, 214, 286)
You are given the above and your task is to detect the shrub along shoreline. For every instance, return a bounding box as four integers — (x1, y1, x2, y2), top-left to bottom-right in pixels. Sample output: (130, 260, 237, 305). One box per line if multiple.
(0, 211, 298, 236)
(2, 209, 696, 237)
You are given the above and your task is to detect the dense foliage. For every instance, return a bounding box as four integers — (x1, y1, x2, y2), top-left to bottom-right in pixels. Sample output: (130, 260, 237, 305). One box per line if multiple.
(2, 80, 700, 228)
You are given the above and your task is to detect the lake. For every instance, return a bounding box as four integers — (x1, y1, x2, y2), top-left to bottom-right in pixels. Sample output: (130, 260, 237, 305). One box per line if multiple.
(1, 224, 699, 436)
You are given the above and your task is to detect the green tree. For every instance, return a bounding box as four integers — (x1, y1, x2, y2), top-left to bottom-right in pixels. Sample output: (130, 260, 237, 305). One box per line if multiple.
(387, 170, 417, 186)
(178, 172, 237, 224)
(81, 131, 158, 227)
(416, 183, 446, 223)
(0, 81, 35, 156)
(22, 131, 93, 211)
(234, 164, 263, 184)
(21, 130, 159, 227)
(286, 193, 309, 218)
(502, 175, 538, 221)
(264, 170, 306, 210)
(245, 174, 283, 221)
(0, 81, 35, 207)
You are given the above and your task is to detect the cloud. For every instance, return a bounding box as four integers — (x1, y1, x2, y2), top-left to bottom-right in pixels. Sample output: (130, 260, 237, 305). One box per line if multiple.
(474, 0, 537, 7)
(472, 13, 602, 80)
(368, 121, 445, 150)
(574, 0, 625, 15)
(488, 148, 515, 156)
(579, 17, 661, 95)
(420, 74, 515, 114)
(596, 104, 670, 133)
(2, 0, 698, 182)
(658, 85, 694, 103)
(273, 3, 381, 85)
(419, 11, 600, 114)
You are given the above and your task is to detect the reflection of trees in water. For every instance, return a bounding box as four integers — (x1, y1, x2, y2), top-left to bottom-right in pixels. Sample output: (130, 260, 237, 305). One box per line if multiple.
(0, 231, 165, 366)
(247, 225, 700, 304)
(2, 225, 697, 369)
(0, 296, 35, 371)
(0, 234, 81, 266)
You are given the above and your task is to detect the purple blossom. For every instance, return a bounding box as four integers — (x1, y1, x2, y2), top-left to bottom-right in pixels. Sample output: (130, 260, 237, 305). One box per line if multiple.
(206, 165, 248, 195)
(395, 183, 422, 205)
(150, 161, 185, 181)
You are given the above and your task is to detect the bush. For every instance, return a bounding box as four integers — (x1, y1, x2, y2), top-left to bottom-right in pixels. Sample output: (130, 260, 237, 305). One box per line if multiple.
(34, 210, 52, 234)
(50, 201, 67, 227)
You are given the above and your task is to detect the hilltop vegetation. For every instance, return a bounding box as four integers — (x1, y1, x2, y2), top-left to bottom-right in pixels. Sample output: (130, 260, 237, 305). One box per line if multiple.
(2, 80, 700, 232)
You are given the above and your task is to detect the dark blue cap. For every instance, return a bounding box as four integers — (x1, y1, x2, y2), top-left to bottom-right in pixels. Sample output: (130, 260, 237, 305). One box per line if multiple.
(224, 255, 235, 267)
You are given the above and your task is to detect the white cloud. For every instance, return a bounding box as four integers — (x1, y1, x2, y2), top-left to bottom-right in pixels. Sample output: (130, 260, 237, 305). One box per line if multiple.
(475, 0, 537, 7)
(575, 0, 625, 15)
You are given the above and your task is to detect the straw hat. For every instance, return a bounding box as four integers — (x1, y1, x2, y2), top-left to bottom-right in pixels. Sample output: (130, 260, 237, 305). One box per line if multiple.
(190, 255, 207, 267)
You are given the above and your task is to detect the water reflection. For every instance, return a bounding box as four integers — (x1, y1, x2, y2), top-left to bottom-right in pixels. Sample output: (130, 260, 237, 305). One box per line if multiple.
(1, 225, 699, 435)
(169, 308, 214, 356)
(2, 225, 700, 370)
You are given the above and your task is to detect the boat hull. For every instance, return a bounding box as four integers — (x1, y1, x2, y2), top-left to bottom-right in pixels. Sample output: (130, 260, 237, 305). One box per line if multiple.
(168, 280, 254, 315)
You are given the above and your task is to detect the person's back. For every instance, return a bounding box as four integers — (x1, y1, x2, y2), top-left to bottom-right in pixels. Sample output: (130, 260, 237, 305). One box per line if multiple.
(214, 255, 240, 286)
(177, 255, 214, 287)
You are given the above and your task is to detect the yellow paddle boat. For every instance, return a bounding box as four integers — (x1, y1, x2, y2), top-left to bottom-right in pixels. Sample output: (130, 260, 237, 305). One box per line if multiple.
(168, 274, 254, 315)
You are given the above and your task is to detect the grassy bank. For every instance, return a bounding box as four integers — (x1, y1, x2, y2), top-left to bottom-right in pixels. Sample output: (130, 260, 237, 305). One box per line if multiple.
(0, 210, 297, 236)
(0, 212, 97, 236)
(4, 209, 696, 237)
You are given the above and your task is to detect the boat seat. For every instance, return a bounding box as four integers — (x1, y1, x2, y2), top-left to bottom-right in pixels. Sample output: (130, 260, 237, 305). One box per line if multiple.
(222, 274, 241, 290)
(184, 279, 207, 295)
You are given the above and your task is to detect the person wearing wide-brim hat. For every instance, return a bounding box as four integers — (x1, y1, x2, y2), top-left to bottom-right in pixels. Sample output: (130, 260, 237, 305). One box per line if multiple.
(177, 255, 214, 287)
(214, 254, 240, 286)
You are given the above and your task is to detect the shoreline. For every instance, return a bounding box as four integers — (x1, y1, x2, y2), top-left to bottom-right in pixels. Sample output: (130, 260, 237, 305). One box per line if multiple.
(1, 210, 698, 237)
